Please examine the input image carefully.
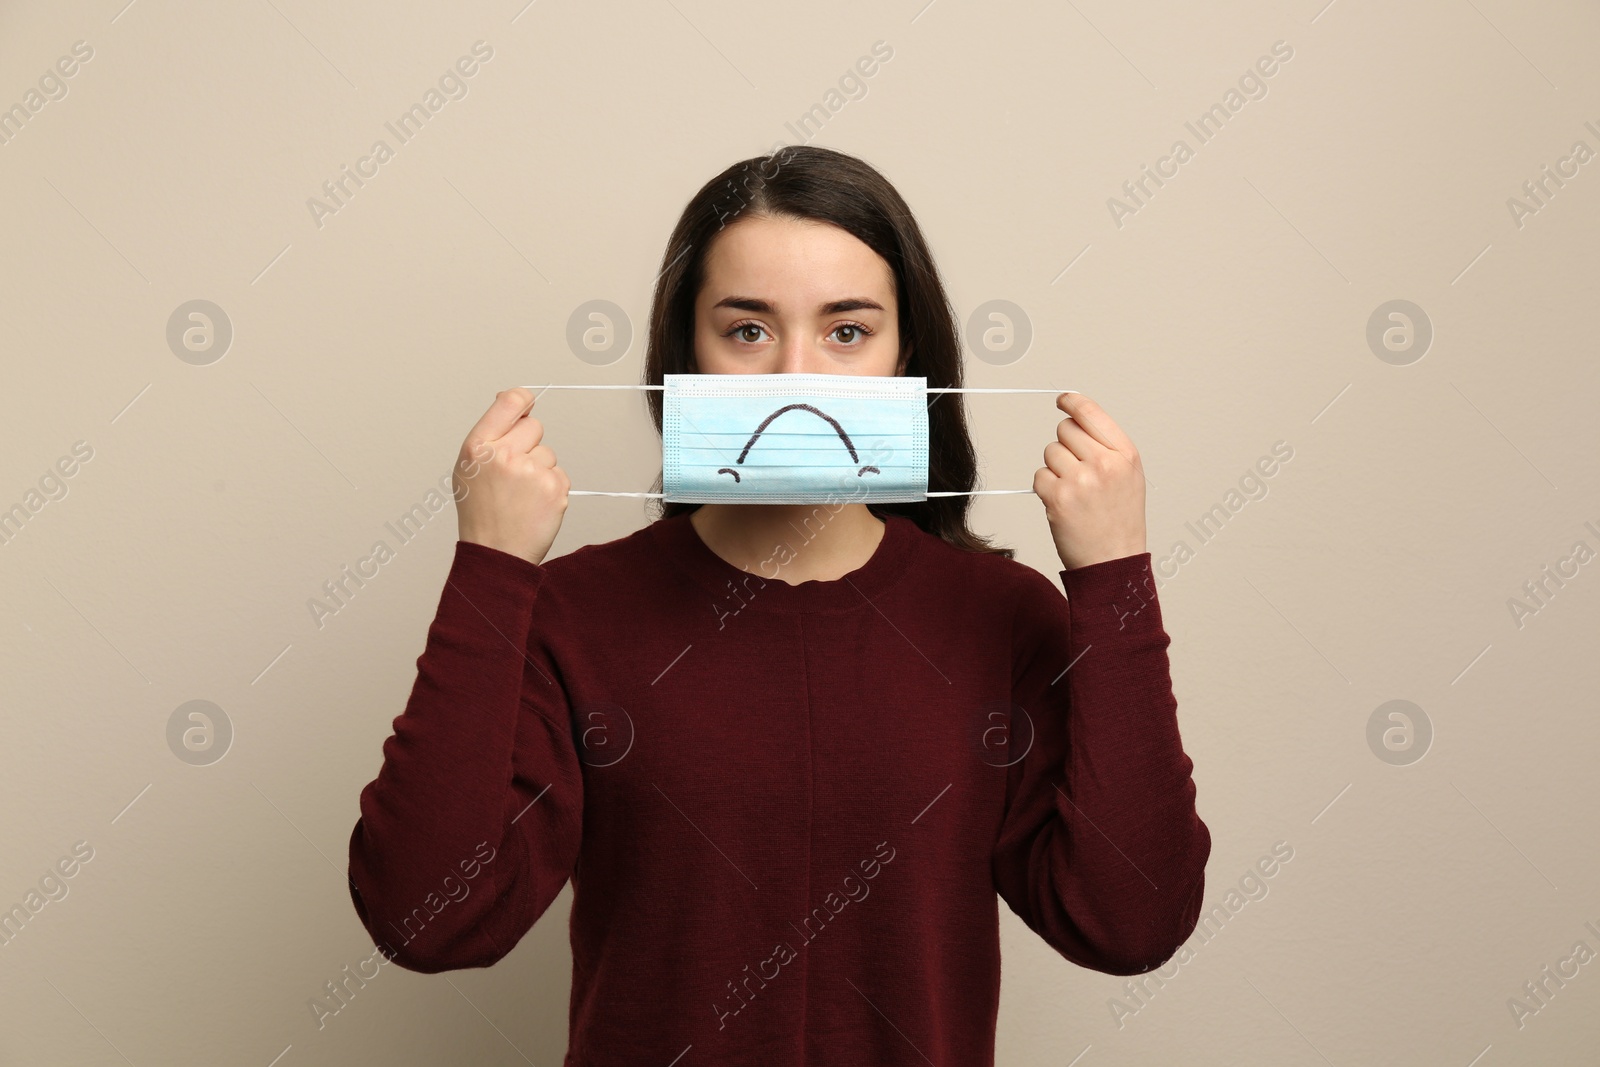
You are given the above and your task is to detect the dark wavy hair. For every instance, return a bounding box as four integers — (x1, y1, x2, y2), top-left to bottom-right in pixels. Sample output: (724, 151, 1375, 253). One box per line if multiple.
(642, 144, 1012, 558)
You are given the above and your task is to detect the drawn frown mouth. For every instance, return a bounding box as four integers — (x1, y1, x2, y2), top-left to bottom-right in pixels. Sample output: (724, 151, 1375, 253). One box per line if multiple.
(715, 403, 880, 483)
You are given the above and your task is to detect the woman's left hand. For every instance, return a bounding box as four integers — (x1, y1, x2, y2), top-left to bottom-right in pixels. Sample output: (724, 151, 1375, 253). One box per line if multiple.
(1033, 391, 1148, 572)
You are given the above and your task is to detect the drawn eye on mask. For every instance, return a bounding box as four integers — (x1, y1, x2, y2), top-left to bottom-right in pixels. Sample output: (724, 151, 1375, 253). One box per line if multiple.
(715, 402, 881, 485)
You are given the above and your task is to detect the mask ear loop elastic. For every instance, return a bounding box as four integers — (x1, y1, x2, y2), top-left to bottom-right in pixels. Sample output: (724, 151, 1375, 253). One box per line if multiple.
(519, 383, 1070, 498)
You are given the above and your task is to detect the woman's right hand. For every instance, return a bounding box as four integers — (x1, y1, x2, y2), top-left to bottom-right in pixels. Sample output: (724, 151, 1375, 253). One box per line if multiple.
(453, 388, 570, 566)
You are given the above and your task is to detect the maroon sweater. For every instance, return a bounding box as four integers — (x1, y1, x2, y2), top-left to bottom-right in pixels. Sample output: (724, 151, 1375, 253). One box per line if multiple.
(346, 511, 1210, 1065)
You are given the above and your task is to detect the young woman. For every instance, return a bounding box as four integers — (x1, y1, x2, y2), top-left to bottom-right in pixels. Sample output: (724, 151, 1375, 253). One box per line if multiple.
(347, 145, 1210, 1066)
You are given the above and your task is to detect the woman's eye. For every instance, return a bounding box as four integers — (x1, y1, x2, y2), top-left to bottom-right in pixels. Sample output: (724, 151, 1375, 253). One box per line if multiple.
(831, 323, 871, 345)
(727, 322, 770, 344)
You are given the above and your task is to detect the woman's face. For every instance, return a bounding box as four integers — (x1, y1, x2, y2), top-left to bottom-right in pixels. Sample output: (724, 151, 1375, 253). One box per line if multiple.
(693, 215, 906, 378)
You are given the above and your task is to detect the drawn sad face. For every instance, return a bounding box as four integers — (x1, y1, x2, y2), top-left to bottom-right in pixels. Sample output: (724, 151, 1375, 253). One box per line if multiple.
(716, 402, 880, 485)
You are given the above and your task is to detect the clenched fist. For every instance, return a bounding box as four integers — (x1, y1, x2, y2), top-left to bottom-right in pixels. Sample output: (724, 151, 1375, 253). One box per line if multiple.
(1033, 391, 1148, 573)
(454, 388, 570, 566)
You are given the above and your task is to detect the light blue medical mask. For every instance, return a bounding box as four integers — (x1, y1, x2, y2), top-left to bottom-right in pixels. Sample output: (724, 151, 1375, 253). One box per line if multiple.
(526, 374, 1061, 503)
(662, 373, 926, 503)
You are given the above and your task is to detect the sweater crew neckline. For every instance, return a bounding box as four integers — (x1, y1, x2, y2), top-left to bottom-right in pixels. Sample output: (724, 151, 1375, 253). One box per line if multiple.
(651, 509, 920, 613)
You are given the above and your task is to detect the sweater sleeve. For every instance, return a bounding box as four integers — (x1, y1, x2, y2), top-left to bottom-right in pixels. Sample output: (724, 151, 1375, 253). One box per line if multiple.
(990, 552, 1210, 976)
(346, 539, 584, 973)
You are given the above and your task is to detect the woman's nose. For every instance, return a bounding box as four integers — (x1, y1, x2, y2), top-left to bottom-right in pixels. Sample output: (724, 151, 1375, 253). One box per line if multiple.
(775, 336, 825, 375)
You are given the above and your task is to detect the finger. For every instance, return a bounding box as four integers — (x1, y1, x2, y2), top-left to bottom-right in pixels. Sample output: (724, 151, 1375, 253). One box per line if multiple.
(1031, 464, 1058, 500)
(1055, 391, 1136, 456)
(1055, 412, 1109, 462)
(464, 388, 536, 452)
(527, 443, 557, 469)
(498, 410, 546, 455)
(1042, 440, 1078, 478)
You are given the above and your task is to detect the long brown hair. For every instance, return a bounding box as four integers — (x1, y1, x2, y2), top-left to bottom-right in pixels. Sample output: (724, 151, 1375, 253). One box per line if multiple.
(642, 145, 1013, 558)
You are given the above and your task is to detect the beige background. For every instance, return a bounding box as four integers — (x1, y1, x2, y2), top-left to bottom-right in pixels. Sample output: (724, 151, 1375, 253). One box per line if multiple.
(2, 0, 1597, 1063)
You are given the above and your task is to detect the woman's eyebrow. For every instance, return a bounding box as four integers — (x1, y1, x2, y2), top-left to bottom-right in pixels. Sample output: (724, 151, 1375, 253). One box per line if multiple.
(711, 296, 887, 315)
